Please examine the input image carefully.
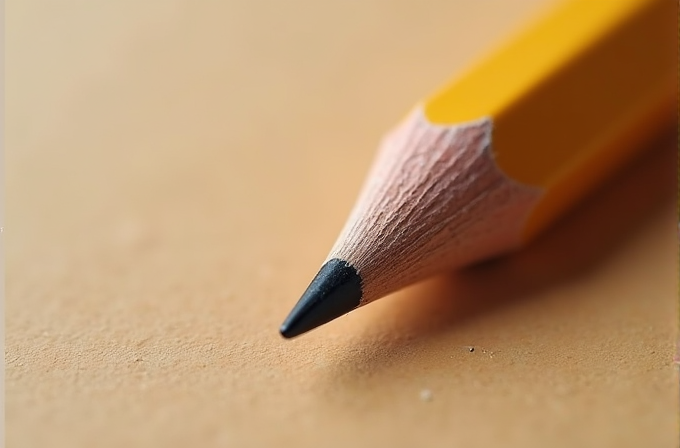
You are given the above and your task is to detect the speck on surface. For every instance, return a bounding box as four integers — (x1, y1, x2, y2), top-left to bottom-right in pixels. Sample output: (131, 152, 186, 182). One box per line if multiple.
(419, 389, 433, 402)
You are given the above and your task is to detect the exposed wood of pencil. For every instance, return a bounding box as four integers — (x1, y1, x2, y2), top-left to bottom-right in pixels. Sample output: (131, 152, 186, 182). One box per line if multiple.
(328, 111, 542, 303)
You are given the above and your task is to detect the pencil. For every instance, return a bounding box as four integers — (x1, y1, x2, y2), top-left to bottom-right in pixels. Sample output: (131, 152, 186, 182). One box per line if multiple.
(280, 0, 675, 338)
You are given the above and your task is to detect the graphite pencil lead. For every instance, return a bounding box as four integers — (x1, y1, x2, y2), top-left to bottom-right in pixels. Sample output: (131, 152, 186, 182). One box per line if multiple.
(280, 258, 362, 338)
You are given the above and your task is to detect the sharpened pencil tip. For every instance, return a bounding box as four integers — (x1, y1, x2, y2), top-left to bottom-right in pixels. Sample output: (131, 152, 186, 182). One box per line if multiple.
(280, 258, 362, 338)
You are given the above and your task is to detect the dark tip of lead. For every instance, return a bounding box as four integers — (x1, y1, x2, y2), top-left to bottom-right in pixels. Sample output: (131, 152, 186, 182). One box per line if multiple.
(280, 258, 362, 339)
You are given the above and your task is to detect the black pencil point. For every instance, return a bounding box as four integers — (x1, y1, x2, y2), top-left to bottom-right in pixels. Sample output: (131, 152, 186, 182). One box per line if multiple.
(280, 258, 362, 338)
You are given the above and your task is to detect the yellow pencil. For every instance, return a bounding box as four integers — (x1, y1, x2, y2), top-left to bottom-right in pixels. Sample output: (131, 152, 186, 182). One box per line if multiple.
(280, 0, 675, 338)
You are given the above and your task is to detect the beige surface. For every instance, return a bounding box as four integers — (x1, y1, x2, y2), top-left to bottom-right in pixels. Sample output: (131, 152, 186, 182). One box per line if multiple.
(6, 1, 678, 447)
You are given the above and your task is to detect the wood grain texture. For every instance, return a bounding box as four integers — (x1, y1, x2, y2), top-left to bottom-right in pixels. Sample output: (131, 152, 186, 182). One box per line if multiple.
(6, 0, 677, 447)
(328, 108, 542, 304)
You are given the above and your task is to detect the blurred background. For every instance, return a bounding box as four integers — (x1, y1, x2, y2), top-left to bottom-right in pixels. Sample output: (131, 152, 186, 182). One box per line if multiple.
(6, 1, 677, 447)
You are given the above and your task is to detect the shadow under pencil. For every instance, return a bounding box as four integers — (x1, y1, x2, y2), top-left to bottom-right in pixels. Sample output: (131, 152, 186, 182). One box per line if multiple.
(356, 124, 675, 347)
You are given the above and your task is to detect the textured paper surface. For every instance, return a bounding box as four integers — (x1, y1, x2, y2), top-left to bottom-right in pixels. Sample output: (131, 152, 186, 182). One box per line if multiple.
(6, 1, 678, 447)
